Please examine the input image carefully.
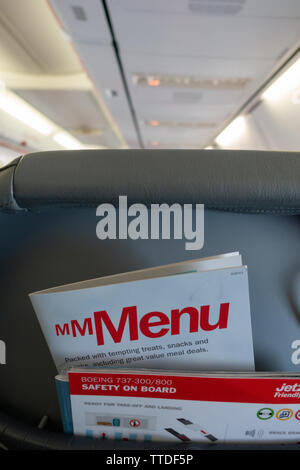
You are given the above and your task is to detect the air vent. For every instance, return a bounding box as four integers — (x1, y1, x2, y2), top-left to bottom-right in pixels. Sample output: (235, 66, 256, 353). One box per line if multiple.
(132, 73, 249, 90)
(143, 120, 216, 129)
(71, 6, 87, 21)
(173, 91, 203, 104)
(188, 0, 246, 16)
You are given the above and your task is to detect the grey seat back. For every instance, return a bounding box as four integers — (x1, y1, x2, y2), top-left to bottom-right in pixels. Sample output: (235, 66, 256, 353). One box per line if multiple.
(0, 149, 299, 450)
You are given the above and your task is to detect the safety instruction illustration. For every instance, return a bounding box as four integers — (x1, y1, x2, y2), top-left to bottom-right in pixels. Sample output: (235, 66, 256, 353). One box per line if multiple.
(68, 369, 300, 444)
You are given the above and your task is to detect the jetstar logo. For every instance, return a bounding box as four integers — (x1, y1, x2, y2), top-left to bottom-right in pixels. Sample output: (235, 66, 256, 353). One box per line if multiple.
(275, 383, 300, 392)
(274, 383, 300, 398)
(54, 303, 229, 346)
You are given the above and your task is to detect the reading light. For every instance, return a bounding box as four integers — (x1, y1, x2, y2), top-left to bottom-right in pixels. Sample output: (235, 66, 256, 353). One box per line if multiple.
(262, 58, 300, 102)
(147, 78, 160, 87)
(215, 116, 246, 147)
(150, 120, 160, 127)
(53, 132, 85, 150)
(0, 89, 54, 135)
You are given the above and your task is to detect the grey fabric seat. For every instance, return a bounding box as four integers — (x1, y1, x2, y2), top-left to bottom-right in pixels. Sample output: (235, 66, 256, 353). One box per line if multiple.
(0, 149, 299, 450)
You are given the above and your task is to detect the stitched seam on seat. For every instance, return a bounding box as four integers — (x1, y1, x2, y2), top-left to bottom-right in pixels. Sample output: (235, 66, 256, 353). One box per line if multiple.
(6, 201, 300, 215)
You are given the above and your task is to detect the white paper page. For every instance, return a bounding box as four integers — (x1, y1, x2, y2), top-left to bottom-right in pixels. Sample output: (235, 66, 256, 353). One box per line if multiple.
(30, 265, 254, 373)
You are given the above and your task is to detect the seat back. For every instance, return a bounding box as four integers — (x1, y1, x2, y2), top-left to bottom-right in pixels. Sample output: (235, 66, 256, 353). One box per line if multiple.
(0, 149, 300, 449)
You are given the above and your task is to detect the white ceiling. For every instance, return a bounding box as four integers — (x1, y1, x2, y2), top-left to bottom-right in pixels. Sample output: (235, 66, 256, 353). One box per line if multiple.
(0, 0, 125, 151)
(0, 0, 81, 74)
(107, 0, 300, 147)
(109, 1, 300, 58)
(48, 0, 300, 149)
(0, 0, 300, 151)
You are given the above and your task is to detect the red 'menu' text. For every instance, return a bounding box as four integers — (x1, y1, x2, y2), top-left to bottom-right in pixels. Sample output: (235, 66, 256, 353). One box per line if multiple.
(54, 303, 229, 346)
